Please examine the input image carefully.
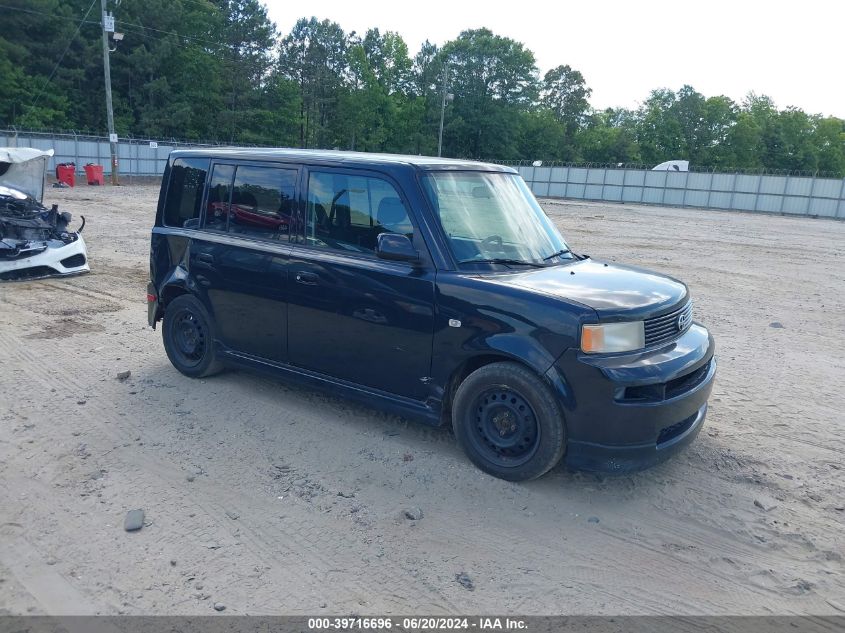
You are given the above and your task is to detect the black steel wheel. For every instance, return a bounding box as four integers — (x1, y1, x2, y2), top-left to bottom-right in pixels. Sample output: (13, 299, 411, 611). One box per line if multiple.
(470, 387, 541, 468)
(162, 294, 223, 378)
(452, 362, 566, 481)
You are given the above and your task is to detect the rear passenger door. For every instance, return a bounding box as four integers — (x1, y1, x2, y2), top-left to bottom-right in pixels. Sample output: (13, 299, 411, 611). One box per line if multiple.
(191, 161, 296, 362)
(287, 168, 435, 400)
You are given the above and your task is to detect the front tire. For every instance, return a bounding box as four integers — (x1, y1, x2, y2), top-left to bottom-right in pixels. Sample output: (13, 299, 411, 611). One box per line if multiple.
(162, 294, 223, 378)
(452, 362, 566, 481)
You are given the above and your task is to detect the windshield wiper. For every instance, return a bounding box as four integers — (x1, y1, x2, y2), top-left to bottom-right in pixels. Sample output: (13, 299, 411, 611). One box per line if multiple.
(458, 258, 546, 268)
(542, 248, 574, 261)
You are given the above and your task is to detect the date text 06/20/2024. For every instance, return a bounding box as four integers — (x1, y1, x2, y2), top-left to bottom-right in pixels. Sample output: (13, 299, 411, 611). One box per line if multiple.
(307, 616, 528, 630)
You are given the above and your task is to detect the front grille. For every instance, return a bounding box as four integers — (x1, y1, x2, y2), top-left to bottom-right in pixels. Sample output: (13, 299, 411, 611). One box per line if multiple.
(665, 359, 711, 399)
(644, 300, 693, 348)
(620, 358, 711, 403)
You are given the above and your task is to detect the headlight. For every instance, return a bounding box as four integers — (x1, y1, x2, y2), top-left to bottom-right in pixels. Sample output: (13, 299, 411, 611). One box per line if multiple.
(581, 321, 645, 353)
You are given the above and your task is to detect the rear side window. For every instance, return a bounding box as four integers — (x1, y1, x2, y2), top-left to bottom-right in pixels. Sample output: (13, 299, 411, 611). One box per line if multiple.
(203, 163, 296, 241)
(163, 157, 209, 228)
(305, 171, 412, 254)
(229, 165, 297, 240)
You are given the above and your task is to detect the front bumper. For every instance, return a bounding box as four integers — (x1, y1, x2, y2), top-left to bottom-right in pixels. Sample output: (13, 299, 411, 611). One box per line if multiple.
(550, 323, 716, 472)
(0, 234, 89, 280)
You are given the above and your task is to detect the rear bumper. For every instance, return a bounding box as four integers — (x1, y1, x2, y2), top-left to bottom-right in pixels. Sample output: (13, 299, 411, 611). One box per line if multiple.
(550, 323, 716, 472)
(147, 281, 160, 328)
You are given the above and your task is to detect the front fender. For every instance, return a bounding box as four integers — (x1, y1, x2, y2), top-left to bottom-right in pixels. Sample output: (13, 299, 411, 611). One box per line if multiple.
(457, 331, 563, 376)
(431, 272, 594, 408)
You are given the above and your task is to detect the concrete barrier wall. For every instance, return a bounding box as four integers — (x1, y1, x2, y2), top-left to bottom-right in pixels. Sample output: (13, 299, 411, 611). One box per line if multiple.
(3, 129, 842, 218)
(513, 165, 845, 219)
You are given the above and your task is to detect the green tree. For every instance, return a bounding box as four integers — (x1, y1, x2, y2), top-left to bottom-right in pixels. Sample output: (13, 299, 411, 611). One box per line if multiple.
(578, 108, 640, 163)
(441, 28, 539, 158)
(636, 88, 683, 164)
(278, 17, 347, 148)
(516, 110, 569, 161)
(813, 117, 845, 175)
(697, 95, 738, 166)
(214, 0, 277, 143)
(110, 0, 226, 139)
(407, 40, 442, 154)
(362, 29, 413, 95)
(0, 0, 98, 130)
(540, 65, 591, 133)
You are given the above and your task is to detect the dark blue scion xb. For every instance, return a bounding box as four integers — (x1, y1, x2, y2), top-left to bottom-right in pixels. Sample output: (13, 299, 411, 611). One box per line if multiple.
(147, 149, 715, 481)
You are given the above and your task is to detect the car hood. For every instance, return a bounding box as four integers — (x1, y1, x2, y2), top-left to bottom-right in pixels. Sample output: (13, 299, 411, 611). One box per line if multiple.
(0, 147, 54, 201)
(502, 258, 688, 318)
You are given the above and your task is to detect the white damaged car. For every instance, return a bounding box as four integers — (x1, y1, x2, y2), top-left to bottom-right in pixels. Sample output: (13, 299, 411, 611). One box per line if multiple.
(0, 147, 89, 281)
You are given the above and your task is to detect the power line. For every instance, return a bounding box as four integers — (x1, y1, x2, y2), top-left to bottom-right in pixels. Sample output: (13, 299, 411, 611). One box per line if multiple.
(0, 3, 224, 50)
(115, 22, 223, 52)
(26, 0, 99, 114)
(0, 0, 216, 22)
(0, 3, 96, 22)
(172, 0, 220, 12)
(115, 18, 224, 48)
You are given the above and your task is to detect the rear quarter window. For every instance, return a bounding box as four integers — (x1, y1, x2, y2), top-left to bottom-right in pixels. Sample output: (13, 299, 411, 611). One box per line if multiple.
(163, 157, 209, 228)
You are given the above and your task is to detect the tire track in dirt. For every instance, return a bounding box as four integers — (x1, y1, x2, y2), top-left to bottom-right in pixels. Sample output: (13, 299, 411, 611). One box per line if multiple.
(1, 324, 459, 614)
(1, 318, 840, 614)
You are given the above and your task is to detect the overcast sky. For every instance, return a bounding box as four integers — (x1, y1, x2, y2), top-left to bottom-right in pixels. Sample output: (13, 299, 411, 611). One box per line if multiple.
(264, 0, 844, 118)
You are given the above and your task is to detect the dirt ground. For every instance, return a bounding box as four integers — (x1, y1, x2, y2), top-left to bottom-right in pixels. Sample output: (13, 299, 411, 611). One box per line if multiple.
(1, 183, 843, 616)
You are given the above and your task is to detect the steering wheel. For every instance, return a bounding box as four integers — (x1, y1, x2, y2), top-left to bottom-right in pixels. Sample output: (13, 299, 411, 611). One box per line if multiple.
(481, 235, 504, 249)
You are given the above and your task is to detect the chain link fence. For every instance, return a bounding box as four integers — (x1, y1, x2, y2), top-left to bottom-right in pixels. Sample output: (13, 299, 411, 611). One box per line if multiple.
(0, 127, 241, 184)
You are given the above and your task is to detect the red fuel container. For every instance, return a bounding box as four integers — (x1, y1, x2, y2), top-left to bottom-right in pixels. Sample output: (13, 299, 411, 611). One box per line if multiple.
(56, 163, 76, 187)
(84, 163, 104, 186)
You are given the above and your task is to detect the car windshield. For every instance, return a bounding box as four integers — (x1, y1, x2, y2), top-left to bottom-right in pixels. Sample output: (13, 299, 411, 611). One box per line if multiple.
(421, 171, 572, 267)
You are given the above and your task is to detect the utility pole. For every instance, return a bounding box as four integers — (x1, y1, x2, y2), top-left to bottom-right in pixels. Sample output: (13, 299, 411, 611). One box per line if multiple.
(101, 0, 118, 185)
(437, 65, 449, 157)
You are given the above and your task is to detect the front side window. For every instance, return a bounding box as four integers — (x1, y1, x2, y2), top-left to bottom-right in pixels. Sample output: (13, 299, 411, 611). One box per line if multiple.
(421, 171, 572, 267)
(163, 157, 208, 228)
(203, 164, 296, 240)
(304, 171, 412, 254)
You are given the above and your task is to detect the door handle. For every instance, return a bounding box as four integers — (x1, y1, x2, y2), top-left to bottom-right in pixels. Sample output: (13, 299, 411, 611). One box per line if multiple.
(353, 307, 387, 324)
(197, 253, 214, 264)
(295, 271, 320, 285)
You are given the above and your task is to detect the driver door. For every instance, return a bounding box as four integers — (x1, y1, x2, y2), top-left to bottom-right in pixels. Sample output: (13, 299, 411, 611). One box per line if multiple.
(286, 167, 436, 400)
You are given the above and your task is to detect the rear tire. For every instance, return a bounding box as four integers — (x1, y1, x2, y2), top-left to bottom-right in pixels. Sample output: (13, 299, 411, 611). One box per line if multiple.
(452, 362, 566, 481)
(162, 294, 223, 378)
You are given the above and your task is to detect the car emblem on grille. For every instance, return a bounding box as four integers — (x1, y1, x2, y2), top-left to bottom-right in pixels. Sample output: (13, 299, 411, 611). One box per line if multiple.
(677, 309, 691, 331)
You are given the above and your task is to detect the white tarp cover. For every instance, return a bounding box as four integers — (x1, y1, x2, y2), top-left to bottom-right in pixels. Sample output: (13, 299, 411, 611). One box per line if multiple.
(652, 160, 689, 172)
(0, 147, 55, 202)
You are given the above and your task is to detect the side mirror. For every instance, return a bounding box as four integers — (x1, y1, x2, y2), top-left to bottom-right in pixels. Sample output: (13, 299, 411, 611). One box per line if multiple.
(376, 232, 419, 264)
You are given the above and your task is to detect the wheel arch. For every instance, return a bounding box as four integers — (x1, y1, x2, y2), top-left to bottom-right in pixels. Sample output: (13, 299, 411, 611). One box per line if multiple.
(441, 352, 542, 425)
(160, 283, 190, 307)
